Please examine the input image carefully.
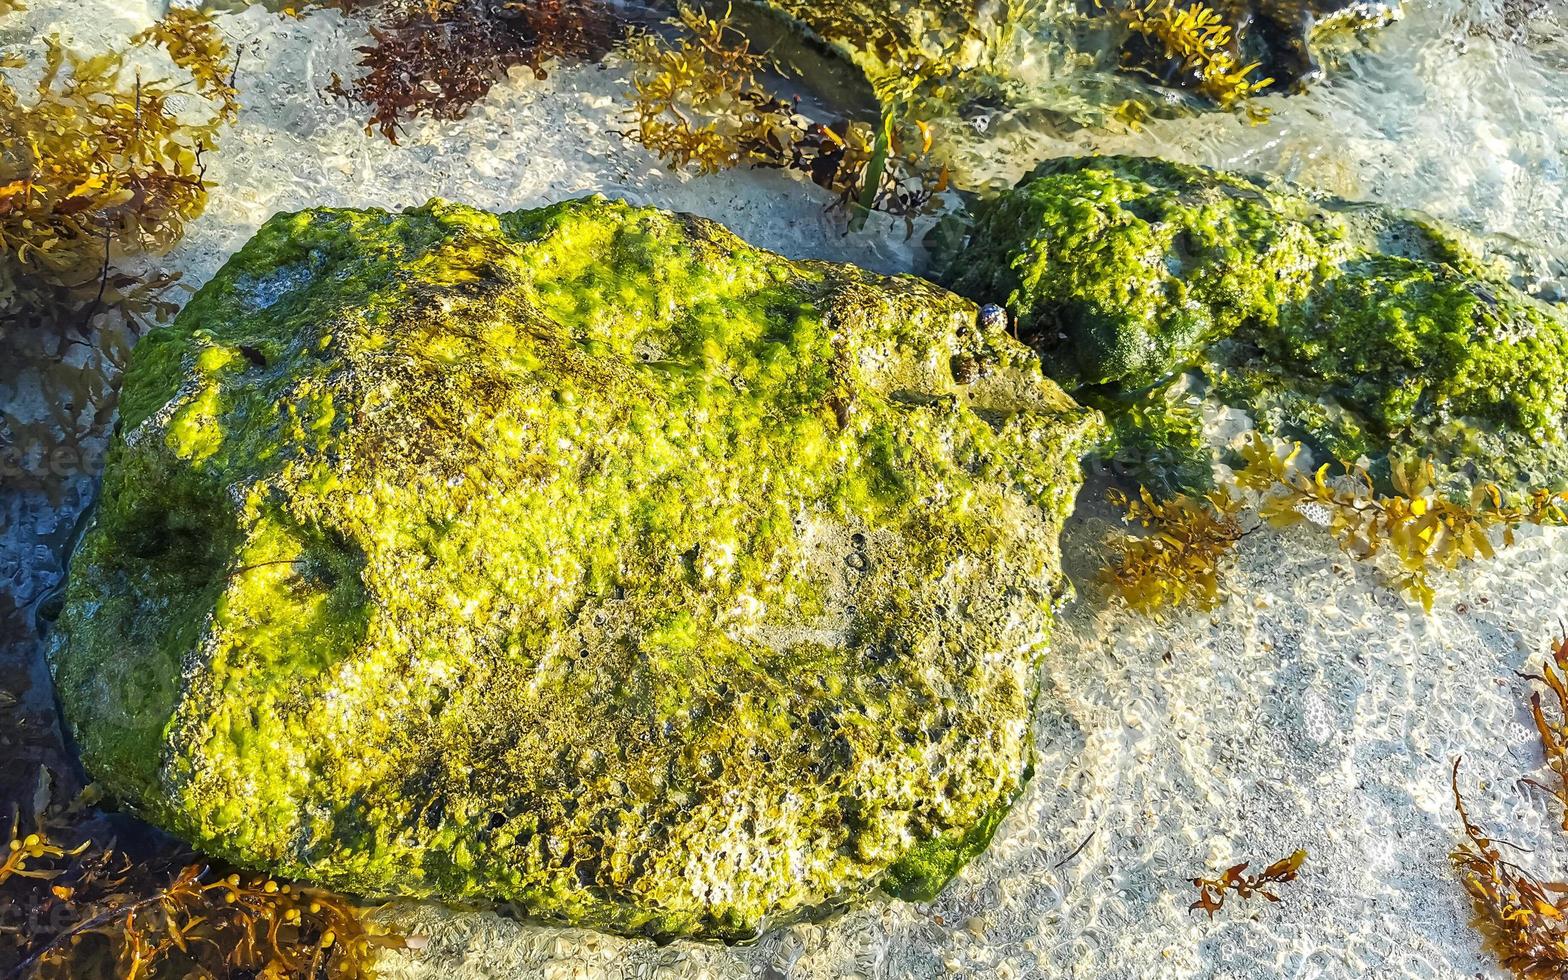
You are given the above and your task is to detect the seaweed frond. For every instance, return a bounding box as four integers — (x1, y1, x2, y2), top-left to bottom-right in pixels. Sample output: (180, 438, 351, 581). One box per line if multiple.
(620, 5, 777, 174)
(1451, 635, 1568, 977)
(1452, 763, 1568, 978)
(1237, 435, 1567, 612)
(0, 9, 236, 290)
(1111, 0, 1274, 108)
(1523, 634, 1568, 832)
(1, 7, 237, 499)
(1106, 433, 1568, 615)
(326, 0, 625, 142)
(1189, 848, 1306, 917)
(619, 5, 947, 229)
(1104, 485, 1248, 613)
(0, 773, 417, 978)
(131, 6, 241, 123)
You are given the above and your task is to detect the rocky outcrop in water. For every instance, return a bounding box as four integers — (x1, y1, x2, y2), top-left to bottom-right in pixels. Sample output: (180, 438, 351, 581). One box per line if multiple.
(48, 197, 1100, 940)
(1122, 0, 1403, 94)
(746, 0, 1398, 118)
(936, 155, 1568, 497)
(742, 0, 1005, 100)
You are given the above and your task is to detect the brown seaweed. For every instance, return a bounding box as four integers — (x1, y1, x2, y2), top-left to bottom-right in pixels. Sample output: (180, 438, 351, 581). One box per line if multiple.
(0, 772, 417, 979)
(327, 0, 626, 142)
(1, 7, 237, 500)
(620, 6, 947, 229)
(1451, 635, 1568, 978)
(1105, 435, 1568, 614)
(1104, 485, 1249, 613)
(1189, 849, 1306, 917)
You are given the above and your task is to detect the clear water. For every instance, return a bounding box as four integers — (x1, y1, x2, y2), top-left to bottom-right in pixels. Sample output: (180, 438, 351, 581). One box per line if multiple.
(2, 0, 1567, 976)
(970, 0, 1568, 279)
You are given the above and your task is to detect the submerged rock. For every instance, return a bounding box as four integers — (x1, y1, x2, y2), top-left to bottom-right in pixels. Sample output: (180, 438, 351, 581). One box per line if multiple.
(1232, 0, 1402, 88)
(49, 197, 1100, 940)
(744, 0, 1395, 121)
(742, 0, 1009, 102)
(936, 155, 1568, 496)
(1122, 0, 1402, 95)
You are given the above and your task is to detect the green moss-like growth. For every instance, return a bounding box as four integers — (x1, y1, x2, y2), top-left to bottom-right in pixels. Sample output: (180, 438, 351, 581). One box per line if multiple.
(1096, 387, 1214, 498)
(881, 798, 1011, 901)
(937, 155, 1568, 496)
(940, 156, 1347, 390)
(1270, 256, 1567, 440)
(49, 197, 1100, 941)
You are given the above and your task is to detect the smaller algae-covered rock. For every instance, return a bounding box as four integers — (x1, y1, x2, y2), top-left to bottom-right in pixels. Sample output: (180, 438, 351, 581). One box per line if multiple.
(941, 155, 1344, 390)
(50, 196, 1100, 940)
(936, 155, 1568, 495)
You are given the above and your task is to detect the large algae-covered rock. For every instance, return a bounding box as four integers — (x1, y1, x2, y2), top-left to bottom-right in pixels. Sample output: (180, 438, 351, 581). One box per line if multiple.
(937, 155, 1568, 495)
(49, 197, 1100, 940)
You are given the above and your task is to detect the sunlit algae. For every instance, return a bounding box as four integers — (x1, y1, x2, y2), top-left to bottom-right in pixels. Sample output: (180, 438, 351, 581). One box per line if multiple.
(48, 196, 1101, 940)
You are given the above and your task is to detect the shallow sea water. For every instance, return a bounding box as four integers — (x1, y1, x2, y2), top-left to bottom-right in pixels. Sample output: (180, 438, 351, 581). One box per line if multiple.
(3, 0, 1568, 976)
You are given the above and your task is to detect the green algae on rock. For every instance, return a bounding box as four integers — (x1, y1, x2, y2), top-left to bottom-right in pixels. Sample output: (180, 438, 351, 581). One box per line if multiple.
(48, 196, 1100, 940)
(935, 154, 1568, 497)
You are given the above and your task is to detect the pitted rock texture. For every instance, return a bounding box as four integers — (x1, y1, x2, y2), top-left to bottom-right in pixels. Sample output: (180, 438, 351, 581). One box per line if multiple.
(48, 196, 1100, 940)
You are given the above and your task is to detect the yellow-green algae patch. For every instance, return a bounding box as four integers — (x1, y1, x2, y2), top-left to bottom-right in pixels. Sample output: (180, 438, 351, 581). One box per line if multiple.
(938, 155, 1568, 498)
(49, 197, 1100, 941)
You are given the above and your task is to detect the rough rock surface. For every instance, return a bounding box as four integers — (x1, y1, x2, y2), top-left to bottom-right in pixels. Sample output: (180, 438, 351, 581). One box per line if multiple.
(48, 197, 1100, 940)
(936, 155, 1568, 496)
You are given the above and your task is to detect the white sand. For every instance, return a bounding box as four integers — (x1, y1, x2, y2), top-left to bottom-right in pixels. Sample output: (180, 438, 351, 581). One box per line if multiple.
(37, 0, 934, 282)
(6, 1, 1568, 976)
